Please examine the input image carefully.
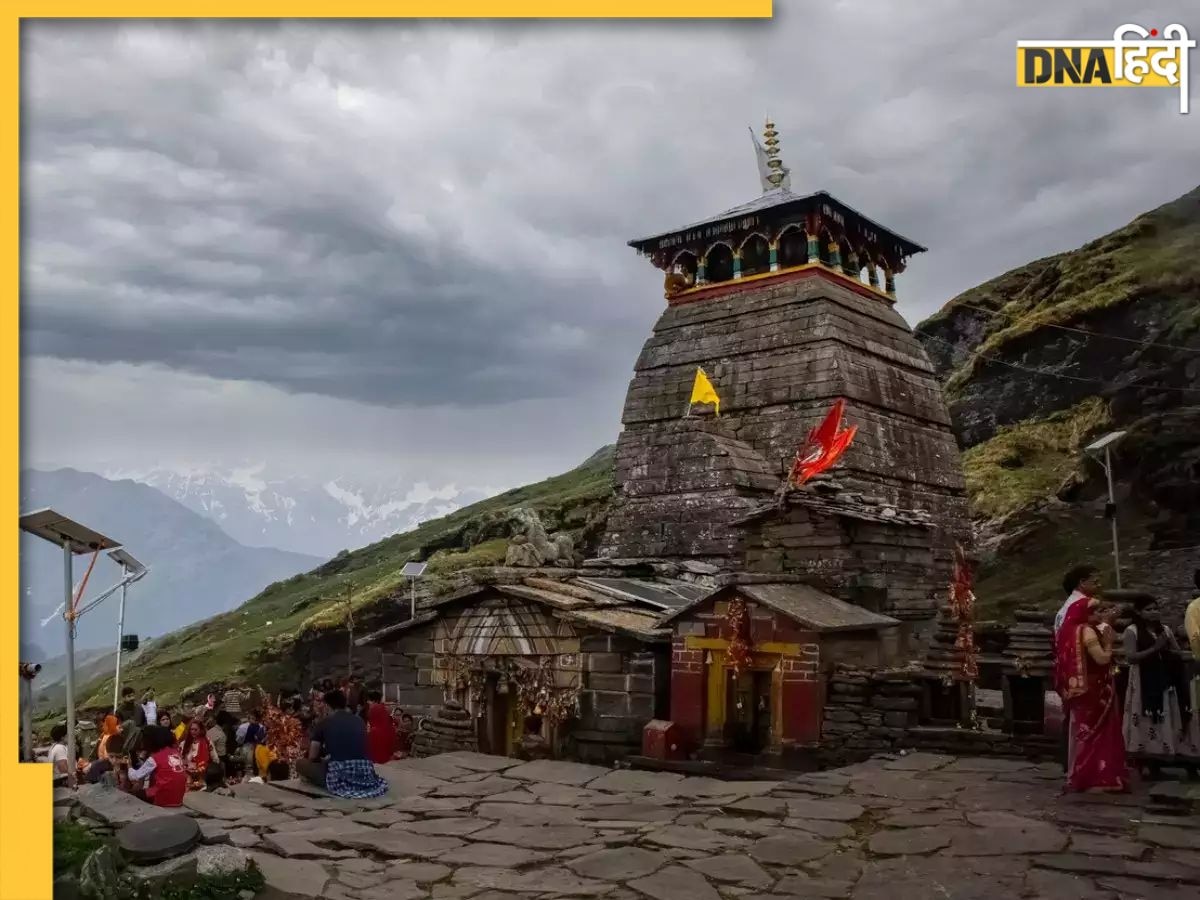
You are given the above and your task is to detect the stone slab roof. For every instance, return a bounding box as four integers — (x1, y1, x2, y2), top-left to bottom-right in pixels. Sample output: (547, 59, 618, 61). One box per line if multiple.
(732, 482, 935, 529)
(661, 581, 900, 633)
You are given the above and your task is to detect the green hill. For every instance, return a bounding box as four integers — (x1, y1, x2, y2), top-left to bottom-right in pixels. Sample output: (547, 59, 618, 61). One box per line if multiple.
(74, 446, 616, 709)
(917, 185, 1200, 620)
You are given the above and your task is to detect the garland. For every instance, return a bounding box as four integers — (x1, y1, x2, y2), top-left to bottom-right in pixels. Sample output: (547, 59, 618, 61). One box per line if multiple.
(510, 658, 580, 727)
(949, 544, 979, 682)
(724, 597, 753, 677)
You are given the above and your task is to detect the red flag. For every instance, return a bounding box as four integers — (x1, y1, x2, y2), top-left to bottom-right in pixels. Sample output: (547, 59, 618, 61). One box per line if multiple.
(788, 400, 857, 486)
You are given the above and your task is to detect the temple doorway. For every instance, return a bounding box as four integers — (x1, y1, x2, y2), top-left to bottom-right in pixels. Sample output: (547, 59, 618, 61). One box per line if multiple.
(478, 673, 514, 756)
(724, 669, 773, 754)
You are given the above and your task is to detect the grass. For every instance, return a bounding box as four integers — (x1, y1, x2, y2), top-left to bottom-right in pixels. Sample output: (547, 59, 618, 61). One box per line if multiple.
(73, 446, 616, 709)
(54, 821, 106, 877)
(961, 397, 1110, 519)
(927, 186, 1200, 396)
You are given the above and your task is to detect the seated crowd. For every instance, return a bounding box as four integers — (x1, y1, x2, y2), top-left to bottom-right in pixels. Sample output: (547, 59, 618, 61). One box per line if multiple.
(55, 677, 417, 806)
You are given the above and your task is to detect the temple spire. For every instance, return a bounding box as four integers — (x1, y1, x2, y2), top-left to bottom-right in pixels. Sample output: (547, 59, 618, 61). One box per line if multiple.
(762, 119, 791, 191)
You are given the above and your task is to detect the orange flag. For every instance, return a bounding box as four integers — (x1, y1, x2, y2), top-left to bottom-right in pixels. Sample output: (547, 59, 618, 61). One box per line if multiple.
(789, 399, 857, 486)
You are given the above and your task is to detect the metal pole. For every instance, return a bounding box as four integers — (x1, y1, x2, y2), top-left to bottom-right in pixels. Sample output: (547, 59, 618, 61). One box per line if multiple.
(410, 578, 416, 620)
(113, 563, 128, 711)
(1105, 445, 1121, 588)
(63, 542, 77, 784)
(21, 678, 33, 762)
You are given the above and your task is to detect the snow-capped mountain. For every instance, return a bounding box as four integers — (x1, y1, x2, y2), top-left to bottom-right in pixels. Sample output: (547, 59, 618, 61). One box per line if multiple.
(103, 463, 497, 558)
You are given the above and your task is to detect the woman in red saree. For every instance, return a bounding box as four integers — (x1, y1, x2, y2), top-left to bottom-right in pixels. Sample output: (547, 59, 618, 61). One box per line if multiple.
(365, 690, 397, 764)
(1055, 596, 1127, 792)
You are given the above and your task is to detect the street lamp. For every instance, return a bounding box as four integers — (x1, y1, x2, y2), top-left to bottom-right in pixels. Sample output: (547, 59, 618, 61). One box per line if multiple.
(107, 548, 148, 711)
(1084, 431, 1126, 589)
(18, 509, 121, 781)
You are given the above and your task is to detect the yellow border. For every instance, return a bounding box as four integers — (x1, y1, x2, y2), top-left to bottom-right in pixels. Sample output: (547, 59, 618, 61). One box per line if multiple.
(4, 8, 776, 899)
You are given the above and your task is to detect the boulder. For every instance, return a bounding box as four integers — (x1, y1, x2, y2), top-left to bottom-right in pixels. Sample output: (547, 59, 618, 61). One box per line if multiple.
(195, 844, 250, 877)
(126, 852, 198, 891)
(117, 814, 201, 863)
(79, 845, 123, 900)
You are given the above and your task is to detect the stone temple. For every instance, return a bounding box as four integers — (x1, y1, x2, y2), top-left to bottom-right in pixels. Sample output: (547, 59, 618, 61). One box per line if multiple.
(603, 121, 969, 639)
(341, 123, 979, 765)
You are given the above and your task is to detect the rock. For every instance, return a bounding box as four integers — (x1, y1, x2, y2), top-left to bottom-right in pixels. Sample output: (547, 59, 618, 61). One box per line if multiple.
(75, 783, 177, 826)
(946, 823, 1068, 856)
(116, 814, 201, 864)
(385, 861, 453, 883)
(332, 830, 465, 859)
(470, 824, 597, 850)
(436, 842, 551, 868)
(580, 804, 676, 824)
(505, 759, 611, 786)
(769, 875, 854, 898)
(683, 854, 772, 887)
(195, 844, 249, 877)
(1067, 833, 1148, 858)
(1138, 824, 1200, 850)
(748, 835, 835, 865)
(79, 846, 123, 900)
(723, 797, 786, 817)
(784, 798, 864, 822)
(782, 818, 855, 840)
(569, 847, 671, 881)
(126, 852, 199, 890)
(628, 864, 721, 900)
(396, 817, 490, 837)
(504, 535, 543, 568)
(1023, 869, 1105, 900)
(262, 832, 349, 859)
(198, 819, 231, 845)
(644, 826, 732, 853)
(349, 808, 413, 827)
(227, 828, 261, 848)
(587, 770, 685, 794)
(249, 851, 330, 898)
(867, 827, 952, 856)
(182, 790, 272, 821)
(476, 802, 584, 826)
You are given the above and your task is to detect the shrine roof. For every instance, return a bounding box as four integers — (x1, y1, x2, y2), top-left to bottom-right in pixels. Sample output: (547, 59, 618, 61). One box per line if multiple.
(628, 188, 926, 259)
(661, 581, 900, 633)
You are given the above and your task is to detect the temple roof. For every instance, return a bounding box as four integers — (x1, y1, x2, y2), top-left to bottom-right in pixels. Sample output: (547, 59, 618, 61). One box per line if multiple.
(661, 581, 901, 633)
(628, 188, 926, 260)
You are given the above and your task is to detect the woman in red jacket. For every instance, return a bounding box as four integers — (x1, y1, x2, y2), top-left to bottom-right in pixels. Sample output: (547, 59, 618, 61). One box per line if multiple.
(126, 726, 188, 808)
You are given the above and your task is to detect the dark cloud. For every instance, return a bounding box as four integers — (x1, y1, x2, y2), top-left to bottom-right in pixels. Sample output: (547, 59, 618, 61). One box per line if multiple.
(20, 7, 1198, 480)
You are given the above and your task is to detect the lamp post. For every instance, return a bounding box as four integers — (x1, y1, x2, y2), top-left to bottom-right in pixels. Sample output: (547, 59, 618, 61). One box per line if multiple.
(401, 561, 428, 620)
(1084, 431, 1127, 589)
(107, 549, 147, 710)
(19, 510, 121, 783)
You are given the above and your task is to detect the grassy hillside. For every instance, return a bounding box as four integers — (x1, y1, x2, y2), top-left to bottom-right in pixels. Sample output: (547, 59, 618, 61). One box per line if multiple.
(75, 446, 616, 708)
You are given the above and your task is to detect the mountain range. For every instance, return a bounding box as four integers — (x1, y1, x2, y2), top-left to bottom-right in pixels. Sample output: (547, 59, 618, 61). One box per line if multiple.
(104, 464, 496, 558)
(20, 468, 322, 653)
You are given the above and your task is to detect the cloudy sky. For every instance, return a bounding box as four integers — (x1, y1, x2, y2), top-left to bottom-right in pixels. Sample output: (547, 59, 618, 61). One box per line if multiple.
(20, 4, 1198, 494)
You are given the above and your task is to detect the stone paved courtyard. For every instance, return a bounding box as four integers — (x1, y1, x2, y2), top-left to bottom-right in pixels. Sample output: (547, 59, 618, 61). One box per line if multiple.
(77, 752, 1200, 899)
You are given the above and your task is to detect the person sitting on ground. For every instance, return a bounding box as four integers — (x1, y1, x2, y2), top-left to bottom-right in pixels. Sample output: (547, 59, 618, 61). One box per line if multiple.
(125, 725, 187, 808)
(365, 690, 396, 764)
(236, 709, 267, 774)
(206, 713, 228, 766)
(1186, 569, 1200, 663)
(48, 724, 72, 788)
(396, 712, 415, 758)
(181, 719, 213, 788)
(266, 759, 291, 783)
(297, 689, 388, 799)
(203, 761, 232, 794)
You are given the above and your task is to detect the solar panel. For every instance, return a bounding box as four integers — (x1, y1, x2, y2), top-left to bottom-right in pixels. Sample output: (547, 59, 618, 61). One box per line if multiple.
(576, 577, 698, 611)
(107, 548, 146, 574)
(19, 508, 121, 554)
(401, 562, 428, 577)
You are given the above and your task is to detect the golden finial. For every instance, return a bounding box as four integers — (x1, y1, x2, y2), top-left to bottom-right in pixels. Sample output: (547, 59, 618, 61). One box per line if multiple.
(763, 118, 785, 188)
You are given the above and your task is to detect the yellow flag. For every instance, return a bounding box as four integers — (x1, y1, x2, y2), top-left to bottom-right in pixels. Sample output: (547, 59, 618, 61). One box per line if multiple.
(689, 367, 720, 416)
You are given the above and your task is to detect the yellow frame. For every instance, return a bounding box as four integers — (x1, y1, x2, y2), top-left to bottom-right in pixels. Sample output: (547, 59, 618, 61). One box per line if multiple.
(3, 7, 773, 898)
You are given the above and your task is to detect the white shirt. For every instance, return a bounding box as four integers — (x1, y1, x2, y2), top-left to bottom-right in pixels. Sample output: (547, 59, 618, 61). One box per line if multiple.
(128, 756, 157, 781)
(143, 700, 158, 723)
(1054, 590, 1087, 636)
(49, 743, 69, 779)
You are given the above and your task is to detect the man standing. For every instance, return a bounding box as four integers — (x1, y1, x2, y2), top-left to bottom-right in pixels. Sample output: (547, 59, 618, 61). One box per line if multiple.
(297, 690, 388, 799)
(1184, 569, 1200, 662)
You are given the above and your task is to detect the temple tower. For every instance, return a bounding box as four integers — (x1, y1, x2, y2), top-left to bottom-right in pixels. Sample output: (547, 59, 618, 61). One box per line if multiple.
(599, 122, 970, 641)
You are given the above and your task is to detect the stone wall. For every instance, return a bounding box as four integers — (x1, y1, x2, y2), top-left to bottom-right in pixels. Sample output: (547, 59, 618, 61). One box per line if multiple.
(818, 667, 1058, 766)
(740, 502, 941, 630)
(602, 277, 971, 581)
(573, 634, 669, 764)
